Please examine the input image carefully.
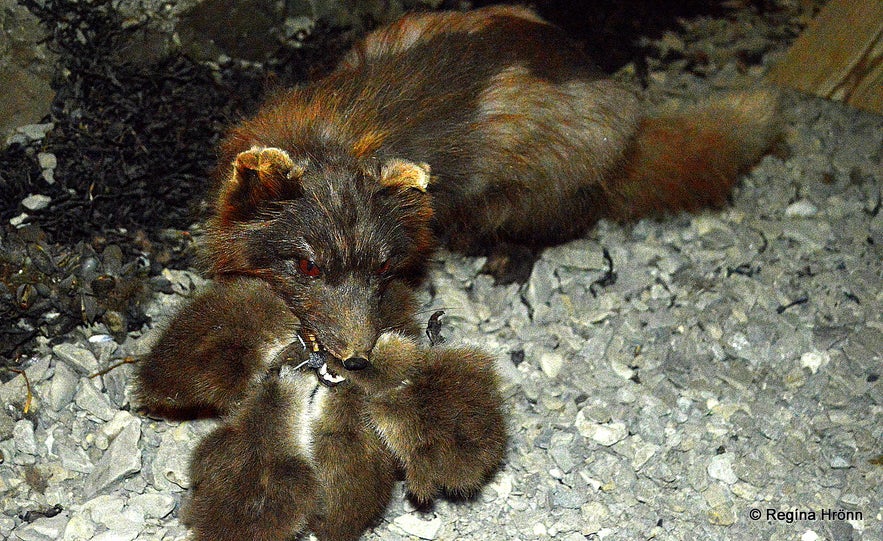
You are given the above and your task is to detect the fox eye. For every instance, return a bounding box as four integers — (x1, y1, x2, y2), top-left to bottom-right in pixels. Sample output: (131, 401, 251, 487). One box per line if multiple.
(297, 258, 322, 278)
(376, 259, 392, 276)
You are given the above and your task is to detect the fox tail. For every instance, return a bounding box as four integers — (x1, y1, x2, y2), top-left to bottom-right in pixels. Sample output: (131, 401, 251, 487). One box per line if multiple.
(609, 88, 780, 220)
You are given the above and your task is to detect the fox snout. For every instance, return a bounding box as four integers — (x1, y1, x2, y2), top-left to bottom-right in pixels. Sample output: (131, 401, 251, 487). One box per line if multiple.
(301, 278, 382, 372)
(313, 319, 377, 371)
(329, 309, 377, 370)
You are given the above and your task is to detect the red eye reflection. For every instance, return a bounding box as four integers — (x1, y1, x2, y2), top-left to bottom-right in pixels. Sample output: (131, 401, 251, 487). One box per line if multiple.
(298, 259, 321, 278)
(376, 259, 392, 276)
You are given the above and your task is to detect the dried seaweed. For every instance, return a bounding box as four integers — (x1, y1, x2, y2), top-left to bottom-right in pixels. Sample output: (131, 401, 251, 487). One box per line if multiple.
(4, 0, 351, 245)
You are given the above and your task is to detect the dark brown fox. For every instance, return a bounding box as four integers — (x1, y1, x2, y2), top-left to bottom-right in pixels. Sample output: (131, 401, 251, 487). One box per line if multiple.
(136, 4, 778, 541)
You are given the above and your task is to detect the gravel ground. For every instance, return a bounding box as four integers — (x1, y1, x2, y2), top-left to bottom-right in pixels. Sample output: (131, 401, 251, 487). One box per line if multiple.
(2, 3, 881, 541)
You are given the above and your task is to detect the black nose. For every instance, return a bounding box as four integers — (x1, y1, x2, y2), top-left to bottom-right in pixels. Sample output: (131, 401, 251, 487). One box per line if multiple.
(342, 356, 370, 371)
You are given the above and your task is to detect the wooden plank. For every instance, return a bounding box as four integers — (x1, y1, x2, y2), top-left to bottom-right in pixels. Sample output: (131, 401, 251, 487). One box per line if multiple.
(768, 0, 883, 114)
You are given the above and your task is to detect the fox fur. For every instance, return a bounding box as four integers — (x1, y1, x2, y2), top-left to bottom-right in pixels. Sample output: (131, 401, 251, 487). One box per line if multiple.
(135, 4, 779, 541)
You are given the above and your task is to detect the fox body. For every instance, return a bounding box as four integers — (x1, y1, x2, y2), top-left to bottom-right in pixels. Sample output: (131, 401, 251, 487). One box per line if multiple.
(136, 5, 778, 541)
(198, 4, 777, 363)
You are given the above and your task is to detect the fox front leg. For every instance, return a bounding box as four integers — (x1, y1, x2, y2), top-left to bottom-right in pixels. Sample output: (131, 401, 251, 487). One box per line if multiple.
(356, 333, 508, 504)
(183, 365, 320, 541)
(135, 277, 300, 417)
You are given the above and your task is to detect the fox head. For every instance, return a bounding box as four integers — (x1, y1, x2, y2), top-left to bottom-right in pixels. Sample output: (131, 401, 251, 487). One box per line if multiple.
(204, 146, 434, 370)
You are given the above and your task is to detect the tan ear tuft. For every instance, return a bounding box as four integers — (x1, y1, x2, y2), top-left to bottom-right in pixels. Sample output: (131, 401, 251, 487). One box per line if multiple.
(217, 147, 304, 223)
(380, 159, 431, 192)
(233, 147, 303, 186)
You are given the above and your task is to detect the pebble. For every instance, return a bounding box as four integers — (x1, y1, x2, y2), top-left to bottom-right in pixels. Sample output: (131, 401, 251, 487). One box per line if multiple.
(150, 424, 201, 491)
(485, 472, 513, 501)
(37, 151, 57, 170)
(56, 441, 95, 473)
(62, 514, 96, 540)
(539, 350, 565, 378)
(579, 501, 608, 535)
(800, 350, 830, 374)
(631, 441, 659, 470)
(707, 453, 738, 485)
(524, 259, 557, 311)
(52, 343, 101, 375)
(706, 503, 737, 526)
(22, 194, 51, 210)
(10, 212, 28, 227)
(13, 419, 38, 456)
(7, 122, 54, 144)
(91, 531, 139, 541)
(575, 412, 628, 446)
(48, 361, 80, 411)
(549, 486, 587, 509)
(74, 379, 117, 422)
(392, 513, 442, 540)
(12, 515, 69, 541)
(83, 418, 142, 497)
(785, 199, 819, 217)
(127, 493, 177, 519)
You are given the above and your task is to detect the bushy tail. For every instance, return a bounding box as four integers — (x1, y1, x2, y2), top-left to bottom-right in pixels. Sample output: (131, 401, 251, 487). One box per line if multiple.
(609, 88, 780, 220)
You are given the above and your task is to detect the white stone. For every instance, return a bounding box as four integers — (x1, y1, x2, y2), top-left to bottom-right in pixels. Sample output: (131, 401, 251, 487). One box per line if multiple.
(48, 361, 79, 412)
(539, 351, 565, 378)
(800, 350, 830, 374)
(392, 513, 442, 540)
(13, 420, 37, 456)
(91, 530, 139, 541)
(74, 379, 117, 422)
(707, 453, 739, 484)
(632, 441, 660, 470)
(486, 472, 513, 501)
(127, 493, 176, 519)
(62, 514, 96, 541)
(12, 123, 54, 142)
(10, 212, 28, 227)
(83, 420, 142, 497)
(14, 515, 69, 541)
(101, 411, 138, 440)
(52, 343, 100, 375)
(785, 199, 819, 217)
(575, 411, 627, 446)
(22, 194, 51, 210)
(37, 152, 57, 169)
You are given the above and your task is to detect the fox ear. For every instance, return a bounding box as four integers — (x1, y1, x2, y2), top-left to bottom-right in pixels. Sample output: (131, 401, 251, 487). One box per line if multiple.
(380, 159, 431, 192)
(218, 147, 305, 222)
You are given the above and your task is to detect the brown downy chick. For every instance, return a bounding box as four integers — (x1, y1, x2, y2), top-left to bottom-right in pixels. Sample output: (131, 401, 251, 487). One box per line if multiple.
(183, 365, 320, 541)
(306, 384, 398, 541)
(134, 277, 299, 418)
(335, 332, 507, 505)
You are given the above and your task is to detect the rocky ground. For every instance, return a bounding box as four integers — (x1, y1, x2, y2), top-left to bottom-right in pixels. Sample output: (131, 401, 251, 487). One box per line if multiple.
(2, 1, 881, 540)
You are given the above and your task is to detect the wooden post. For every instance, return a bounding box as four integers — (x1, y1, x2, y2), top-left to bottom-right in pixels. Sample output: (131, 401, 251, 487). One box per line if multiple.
(767, 0, 883, 114)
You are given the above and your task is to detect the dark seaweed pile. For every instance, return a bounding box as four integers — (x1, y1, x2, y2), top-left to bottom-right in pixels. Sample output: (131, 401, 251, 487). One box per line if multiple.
(4, 0, 349, 241)
(0, 0, 352, 365)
